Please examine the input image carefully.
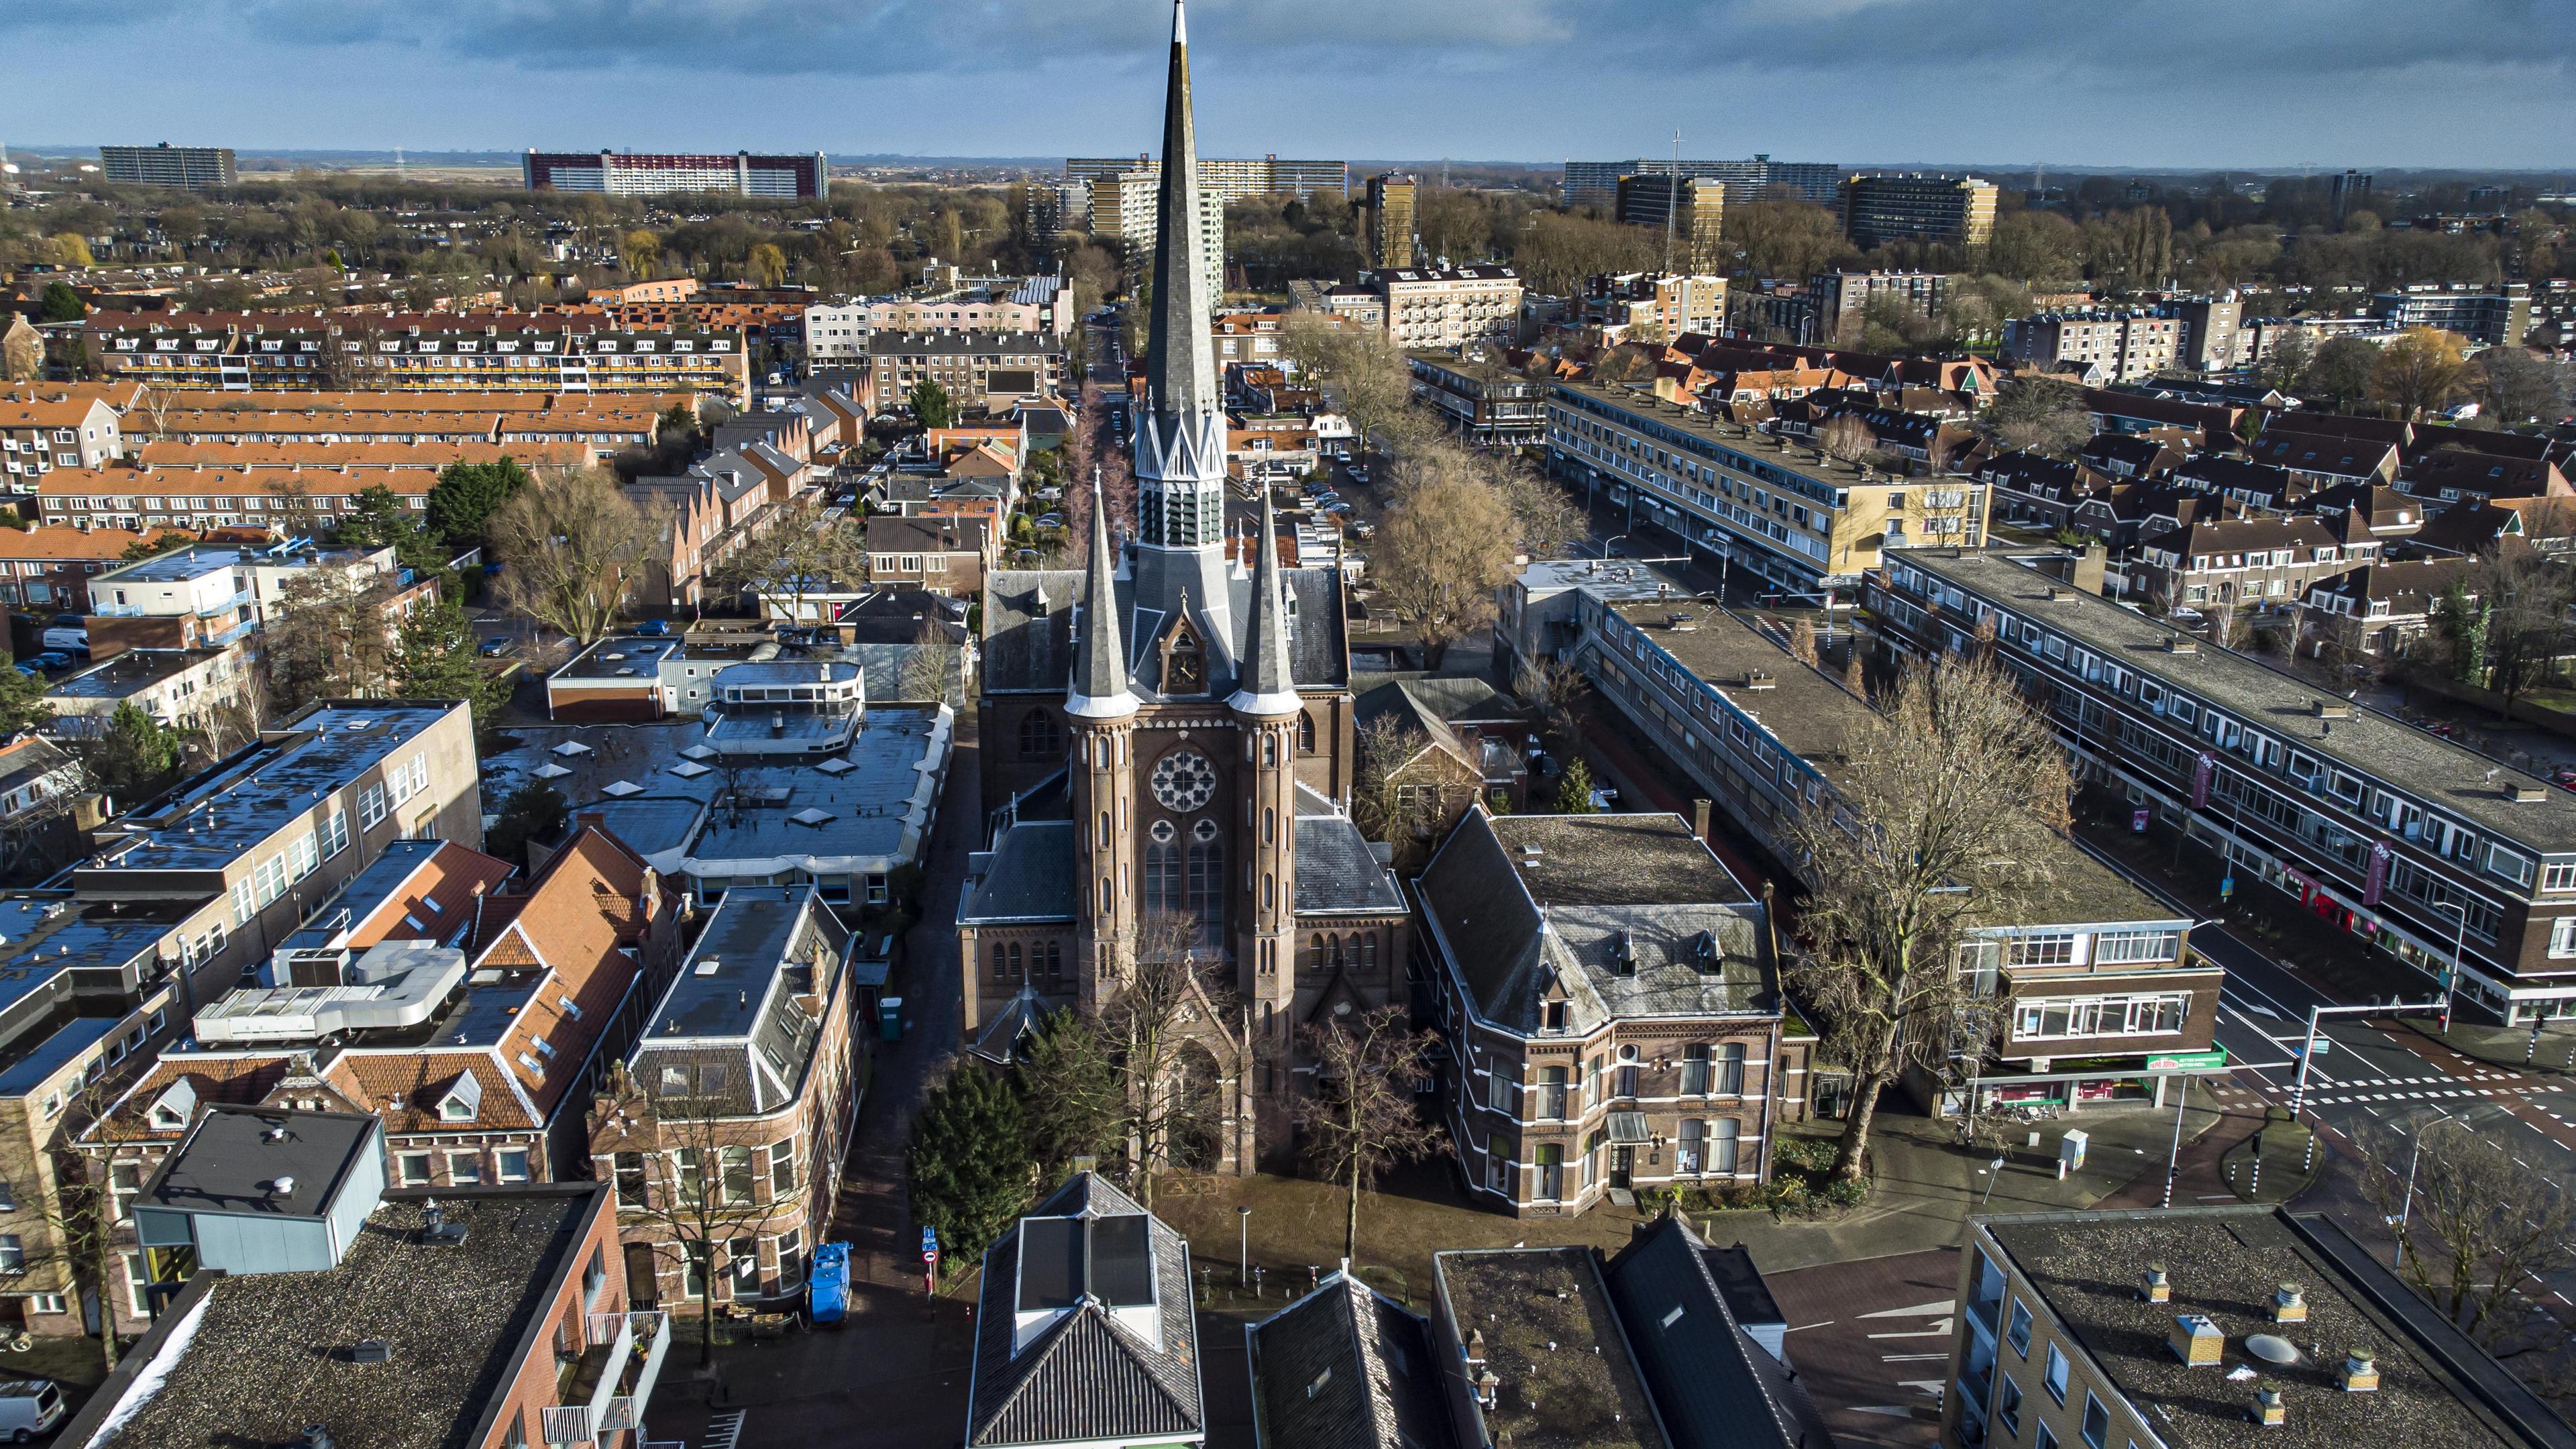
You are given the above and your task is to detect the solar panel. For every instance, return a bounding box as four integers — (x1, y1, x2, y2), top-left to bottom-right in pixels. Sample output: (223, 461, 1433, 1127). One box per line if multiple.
(1018, 1217, 1084, 1311)
(1090, 1214, 1155, 1307)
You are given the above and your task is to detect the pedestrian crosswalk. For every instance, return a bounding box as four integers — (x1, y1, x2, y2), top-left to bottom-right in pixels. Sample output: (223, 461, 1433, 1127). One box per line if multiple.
(2212, 1073, 2569, 1110)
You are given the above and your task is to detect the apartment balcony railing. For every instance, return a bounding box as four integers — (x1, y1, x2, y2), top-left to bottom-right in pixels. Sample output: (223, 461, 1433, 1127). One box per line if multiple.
(541, 1310, 670, 1445)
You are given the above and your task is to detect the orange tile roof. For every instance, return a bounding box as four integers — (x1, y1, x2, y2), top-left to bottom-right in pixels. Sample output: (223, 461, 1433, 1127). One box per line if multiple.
(160, 389, 690, 417)
(135, 440, 588, 471)
(325, 1052, 537, 1134)
(0, 381, 150, 413)
(141, 409, 502, 437)
(93, 1054, 294, 1143)
(0, 396, 115, 431)
(40, 464, 444, 498)
(467, 828, 659, 1117)
(347, 842, 515, 950)
(0, 524, 189, 560)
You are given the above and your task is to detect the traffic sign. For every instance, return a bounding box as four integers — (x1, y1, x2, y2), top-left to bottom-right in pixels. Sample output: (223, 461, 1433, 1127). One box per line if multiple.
(921, 1226, 938, 1255)
(924, 1248, 940, 1266)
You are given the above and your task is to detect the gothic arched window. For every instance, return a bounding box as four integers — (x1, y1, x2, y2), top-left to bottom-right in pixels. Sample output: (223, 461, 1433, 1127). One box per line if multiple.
(1018, 710, 1061, 758)
(1144, 820, 1182, 914)
(1299, 714, 1318, 755)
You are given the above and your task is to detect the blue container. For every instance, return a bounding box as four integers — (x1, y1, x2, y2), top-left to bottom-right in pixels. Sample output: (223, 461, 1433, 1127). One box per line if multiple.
(809, 1241, 852, 1324)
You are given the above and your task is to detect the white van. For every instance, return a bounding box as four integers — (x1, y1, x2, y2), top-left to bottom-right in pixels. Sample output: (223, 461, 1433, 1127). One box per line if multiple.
(38, 627, 86, 656)
(0, 1378, 64, 1441)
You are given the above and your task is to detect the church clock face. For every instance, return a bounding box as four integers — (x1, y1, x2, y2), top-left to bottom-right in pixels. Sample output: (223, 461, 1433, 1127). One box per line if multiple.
(1150, 749, 1218, 812)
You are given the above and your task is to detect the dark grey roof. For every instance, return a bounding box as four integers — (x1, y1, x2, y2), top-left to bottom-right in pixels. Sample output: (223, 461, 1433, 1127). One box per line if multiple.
(142, 1105, 379, 1220)
(983, 550, 1348, 699)
(961, 820, 1077, 924)
(76, 1187, 607, 1449)
(1433, 1247, 1669, 1449)
(1073, 478, 1130, 702)
(1141, 0, 1216, 425)
(1415, 811, 1776, 1035)
(1982, 1207, 2566, 1449)
(1238, 492, 1295, 699)
(1294, 814, 1405, 916)
(1246, 1272, 1456, 1449)
(1603, 1217, 1833, 1449)
(967, 1173, 1204, 1448)
(629, 888, 846, 1116)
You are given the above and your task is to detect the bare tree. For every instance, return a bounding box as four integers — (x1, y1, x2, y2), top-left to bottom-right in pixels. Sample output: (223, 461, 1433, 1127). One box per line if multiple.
(1817, 415, 1876, 466)
(1294, 1006, 1441, 1261)
(488, 466, 653, 645)
(1788, 618, 1819, 667)
(1351, 714, 1434, 849)
(1515, 651, 1591, 741)
(2467, 541, 2574, 720)
(896, 619, 965, 706)
(2358, 1120, 2576, 1350)
(1783, 650, 2074, 1181)
(1095, 912, 1236, 1210)
(1368, 445, 1519, 669)
(709, 499, 866, 629)
(1479, 447, 1587, 561)
(264, 568, 402, 712)
(588, 1062, 787, 1367)
(1279, 313, 1420, 460)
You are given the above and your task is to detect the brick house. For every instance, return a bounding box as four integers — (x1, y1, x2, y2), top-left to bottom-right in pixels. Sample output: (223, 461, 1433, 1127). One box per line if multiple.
(867, 514, 991, 597)
(588, 886, 862, 1315)
(1413, 810, 1787, 1217)
(2129, 515, 2354, 613)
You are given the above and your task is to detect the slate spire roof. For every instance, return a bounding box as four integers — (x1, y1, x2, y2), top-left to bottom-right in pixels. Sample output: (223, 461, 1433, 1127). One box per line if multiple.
(1067, 470, 1137, 718)
(1144, 0, 1216, 427)
(1229, 490, 1298, 714)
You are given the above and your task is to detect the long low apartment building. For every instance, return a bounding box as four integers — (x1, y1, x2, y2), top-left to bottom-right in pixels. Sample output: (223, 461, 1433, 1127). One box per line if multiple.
(1574, 589, 2219, 1112)
(1873, 549, 2576, 1024)
(84, 313, 751, 404)
(1546, 378, 1991, 600)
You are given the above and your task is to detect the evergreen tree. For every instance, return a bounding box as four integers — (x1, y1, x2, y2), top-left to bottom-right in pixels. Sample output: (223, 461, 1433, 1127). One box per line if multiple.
(391, 598, 511, 733)
(482, 782, 567, 869)
(1014, 1008, 1125, 1181)
(908, 379, 957, 430)
(0, 666, 52, 739)
(72, 703, 182, 806)
(1554, 757, 1602, 814)
(338, 484, 452, 579)
(906, 1065, 1033, 1274)
(424, 459, 531, 552)
(38, 282, 86, 324)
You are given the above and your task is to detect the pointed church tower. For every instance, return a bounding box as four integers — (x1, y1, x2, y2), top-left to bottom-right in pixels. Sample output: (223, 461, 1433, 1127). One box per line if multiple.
(1132, 0, 1228, 556)
(1067, 476, 1138, 1008)
(1232, 494, 1302, 1035)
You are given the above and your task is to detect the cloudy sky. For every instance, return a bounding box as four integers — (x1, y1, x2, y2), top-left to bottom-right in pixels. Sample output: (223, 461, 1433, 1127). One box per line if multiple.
(5, 0, 2569, 171)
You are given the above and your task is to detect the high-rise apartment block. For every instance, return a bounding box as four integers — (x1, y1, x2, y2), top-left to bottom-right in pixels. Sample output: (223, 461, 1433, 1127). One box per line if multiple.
(1365, 173, 1417, 270)
(522, 150, 828, 199)
(1614, 175, 1727, 274)
(2330, 168, 2375, 222)
(1839, 173, 1999, 248)
(99, 144, 235, 188)
(1084, 166, 1227, 305)
(2002, 309, 2184, 383)
(2369, 282, 2532, 347)
(1067, 154, 1346, 201)
(1808, 271, 1950, 344)
(1564, 155, 1839, 209)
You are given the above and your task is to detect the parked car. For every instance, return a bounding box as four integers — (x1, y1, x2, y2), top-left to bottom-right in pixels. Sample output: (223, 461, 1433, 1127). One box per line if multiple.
(1350, 521, 1377, 539)
(1327, 502, 1354, 517)
(0, 1378, 65, 1441)
(634, 619, 672, 638)
(479, 636, 516, 657)
(10, 664, 36, 680)
(1035, 513, 1065, 531)
(29, 653, 68, 671)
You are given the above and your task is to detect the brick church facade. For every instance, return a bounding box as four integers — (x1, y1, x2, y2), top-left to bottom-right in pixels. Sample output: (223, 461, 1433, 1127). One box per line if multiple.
(957, 5, 1408, 1172)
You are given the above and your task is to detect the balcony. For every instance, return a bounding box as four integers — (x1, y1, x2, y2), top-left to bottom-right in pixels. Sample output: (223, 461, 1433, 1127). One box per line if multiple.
(541, 1310, 670, 1445)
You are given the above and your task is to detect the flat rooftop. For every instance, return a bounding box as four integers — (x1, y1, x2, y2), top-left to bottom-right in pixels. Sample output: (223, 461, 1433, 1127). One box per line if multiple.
(1434, 1248, 1668, 1449)
(552, 636, 684, 682)
(144, 1106, 376, 1220)
(89, 703, 456, 873)
(1900, 551, 2576, 854)
(49, 648, 228, 701)
(1518, 555, 1696, 601)
(1983, 1208, 2563, 1449)
(1555, 378, 1865, 494)
(0, 896, 195, 1012)
(654, 887, 806, 1041)
(685, 704, 947, 870)
(1489, 813, 1753, 909)
(277, 839, 460, 954)
(1607, 600, 2171, 927)
(82, 1187, 603, 1449)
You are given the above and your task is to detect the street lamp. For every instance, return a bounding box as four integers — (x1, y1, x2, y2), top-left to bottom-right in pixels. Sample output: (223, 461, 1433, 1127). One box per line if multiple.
(2428, 900, 2468, 1034)
(2390, 1116, 2462, 1271)
(1603, 533, 1629, 561)
(1237, 1205, 1251, 1287)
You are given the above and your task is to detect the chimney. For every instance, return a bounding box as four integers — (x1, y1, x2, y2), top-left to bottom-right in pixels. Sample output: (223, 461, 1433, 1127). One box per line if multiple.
(2339, 1348, 2379, 1392)
(1474, 1366, 1501, 1411)
(1465, 1328, 1487, 1365)
(2251, 1381, 2286, 1428)
(2140, 1265, 2170, 1303)
(2169, 1313, 2223, 1366)
(2271, 1283, 2306, 1324)
(1692, 799, 1712, 840)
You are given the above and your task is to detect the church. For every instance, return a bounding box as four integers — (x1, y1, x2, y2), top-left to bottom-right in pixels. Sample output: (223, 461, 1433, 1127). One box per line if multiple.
(956, 0, 1411, 1175)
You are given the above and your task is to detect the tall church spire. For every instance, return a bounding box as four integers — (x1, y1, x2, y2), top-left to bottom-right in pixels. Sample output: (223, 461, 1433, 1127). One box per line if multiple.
(1229, 491, 1299, 715)
(1067, 472, 1136, 718)
(1132, 0, 1227, 552)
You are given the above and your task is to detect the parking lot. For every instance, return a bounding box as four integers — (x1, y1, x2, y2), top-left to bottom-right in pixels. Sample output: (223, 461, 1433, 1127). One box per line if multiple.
(1768, 1248, 1961, 1449)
